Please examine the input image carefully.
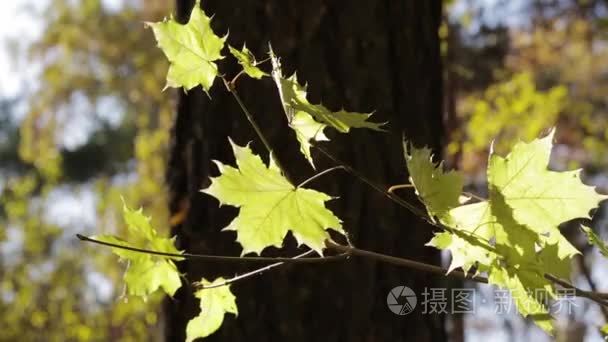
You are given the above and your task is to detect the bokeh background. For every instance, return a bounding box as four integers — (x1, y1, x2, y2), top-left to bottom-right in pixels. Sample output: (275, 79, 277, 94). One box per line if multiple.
(0, 0, 607, 341)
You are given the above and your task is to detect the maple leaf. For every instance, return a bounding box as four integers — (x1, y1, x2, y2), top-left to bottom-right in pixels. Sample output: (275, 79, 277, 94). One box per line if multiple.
(228, 44, 268, 79)
(148, 0, 226, 92)
(186, 278, 238, 342)
(488, 129, 607, 259)
(427, 202, 497, 274)
(290, 111, 329, 168)
(488, 265, 555, 334)
(405, 144, 464, 222)
(201, 139, 343, 255)
(95, 201, 183, 298)
(406, 129, 606, 334)
(269, 50, 384, 166)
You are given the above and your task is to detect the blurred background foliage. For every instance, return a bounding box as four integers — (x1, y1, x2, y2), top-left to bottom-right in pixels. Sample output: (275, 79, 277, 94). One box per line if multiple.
(0, 0, 608, 341)
(0, 0, 172, 340)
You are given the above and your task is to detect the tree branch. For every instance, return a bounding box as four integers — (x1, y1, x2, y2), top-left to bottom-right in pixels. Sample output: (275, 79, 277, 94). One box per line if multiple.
(325, 240, 488, 283)
(76, 234, 348, 263)
(196, 250, 315, 290)
(222, 76, 294, 183)
(78, 233, 608, 307)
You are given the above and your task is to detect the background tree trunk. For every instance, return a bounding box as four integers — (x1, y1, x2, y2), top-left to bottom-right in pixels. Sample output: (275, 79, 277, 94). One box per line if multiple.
(165, 1, 446, 341)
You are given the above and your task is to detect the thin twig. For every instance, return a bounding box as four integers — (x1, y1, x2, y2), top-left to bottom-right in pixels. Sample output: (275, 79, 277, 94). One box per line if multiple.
(222, 76, 294, 183)
(325, 240, 489, 283)
(229, 70, 246, 87)
(309, 140, 430, 221)
(544, 273, 608, 307)
(576, 253, 608, 317)
(79, 233, 608, 306)
(76, 234, 347, 263)
(197, 250, 316, 290)
(326, 241, 608, 307)
(297, 166, 345, 188)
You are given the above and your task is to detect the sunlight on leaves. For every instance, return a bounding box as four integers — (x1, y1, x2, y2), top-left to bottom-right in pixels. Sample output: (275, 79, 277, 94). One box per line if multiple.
(582, 225, 608, 258)
(270, 50, 384, 166)
(406, 129, 606, 334)
(94, 200, 183, 298)
(229, 45, 268, 79)
(186, 278, 238, 342)
(148, 0, 226, 92)
(201, 139, 343, 255)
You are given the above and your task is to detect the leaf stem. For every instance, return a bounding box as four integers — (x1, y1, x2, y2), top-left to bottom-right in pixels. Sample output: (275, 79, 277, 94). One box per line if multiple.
(309, 140, 430, 221)
(222, 76, 294, 183)
(387, 183, 415, 194)
(229, 70, 246, 87)
(197, 250, 316, 290)
(297, 166, 345, 188)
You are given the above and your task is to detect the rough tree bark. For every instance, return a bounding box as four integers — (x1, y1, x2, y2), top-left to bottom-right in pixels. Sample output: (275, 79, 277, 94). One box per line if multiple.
(165, 1, 446, 341)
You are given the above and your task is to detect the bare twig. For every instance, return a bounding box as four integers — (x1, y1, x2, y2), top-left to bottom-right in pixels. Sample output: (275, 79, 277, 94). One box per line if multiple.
(544, 273, 608, 307)
(79, 233, 608, 307)
(309, 140, 431, 221)
(222, 76, 294, 183)
(576, 253, 608, 317)
(325, 240, 489, 283)
(197, 249, 316, 290)
(326, 241, 608, 308)
(76, 234, 348, 263)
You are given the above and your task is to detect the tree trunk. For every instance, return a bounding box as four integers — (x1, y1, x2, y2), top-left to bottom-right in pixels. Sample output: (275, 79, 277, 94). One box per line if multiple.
(165, 1, 446, 341)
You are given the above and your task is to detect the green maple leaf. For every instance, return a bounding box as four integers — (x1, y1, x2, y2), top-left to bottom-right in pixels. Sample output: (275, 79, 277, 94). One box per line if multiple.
(228, 45, 268, 79)
(186, 278, 238, 342)
(290, 111, 329, 168)
(488, 129, 607, 259)
(427, 202, 497, 273)
(601, 324, 608, 337)
(407, 129, 606, 334)
(582, 225, 608, 257)
(201, 139, 343, 255)
(405, 144, 464, 222)
(148, 1, 226, 92)
(488, 265, 555, 334)
(270, 50, 384, 166)
(95, 201, 183, 298)
(405, 145, 495, 273)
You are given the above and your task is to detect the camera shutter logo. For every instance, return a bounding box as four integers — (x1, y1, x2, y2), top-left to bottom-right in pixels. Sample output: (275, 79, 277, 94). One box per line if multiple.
(387, 286, 417, 315)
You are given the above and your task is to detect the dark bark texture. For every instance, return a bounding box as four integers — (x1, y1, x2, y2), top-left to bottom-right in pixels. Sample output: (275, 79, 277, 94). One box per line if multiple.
(165, 1, 446, 341)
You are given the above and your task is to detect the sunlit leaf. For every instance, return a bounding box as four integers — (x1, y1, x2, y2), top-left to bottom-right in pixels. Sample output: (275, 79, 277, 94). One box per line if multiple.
(94, 200, 183, 298)
(405, 144, 464, 222)
(488, 129, 606, 259)
(270, 50, 384, 166)
(186, 278, 238, 342)
(228, 45, 268, 79)
(201, 139, 343, 255)
(408, 129, 606, 334)
(148, 1, 226, 92)
(581, 225, 608, 257)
